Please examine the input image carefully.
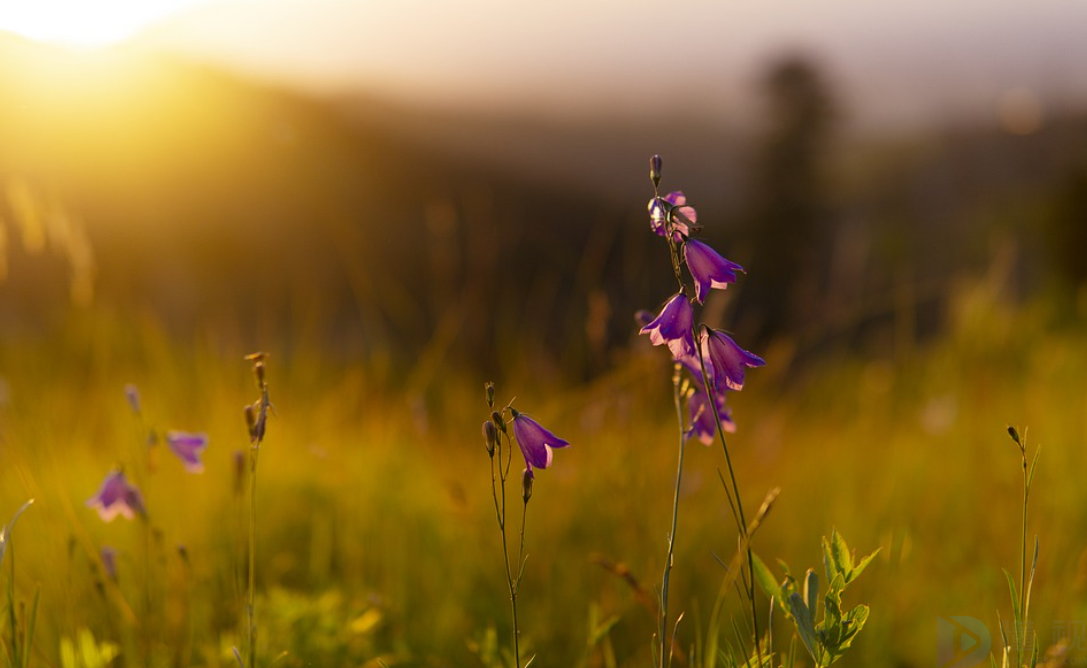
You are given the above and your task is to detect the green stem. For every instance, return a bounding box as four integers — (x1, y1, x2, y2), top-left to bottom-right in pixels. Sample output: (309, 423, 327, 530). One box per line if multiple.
(492, 431, 521, 668)
(694, 334, 762, 668)
(659, 368, 687, 668)
(247, 446, 259, 668)
(1018, 452, 1028, 668)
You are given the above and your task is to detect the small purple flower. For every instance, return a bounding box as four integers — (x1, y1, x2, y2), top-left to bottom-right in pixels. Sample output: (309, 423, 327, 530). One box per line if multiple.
(684, 239, 744, 304)
(165, 431, 209, 473)
(687, 387, 736, 445)
(701, 328, 765, 392)
(123, 384, 141, 415)
(510, 409, 570, 472)
(86, 471, 146, 522)
(648, 191, 697, 240)
(100, 546, 118, 581)
(640, 292, 695, 358)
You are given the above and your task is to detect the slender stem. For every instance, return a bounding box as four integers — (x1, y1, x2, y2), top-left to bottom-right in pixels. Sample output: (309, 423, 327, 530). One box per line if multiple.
(492, 430, 521, 668)
(694, 334, 762, 667)
(247, 446, 259, 668)
(659, 369, 687, 668)
(1017, 451, 1028, 667)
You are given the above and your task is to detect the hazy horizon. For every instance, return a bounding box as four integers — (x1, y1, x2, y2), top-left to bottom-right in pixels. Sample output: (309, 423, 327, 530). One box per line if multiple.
(118, 0, 1087, 132)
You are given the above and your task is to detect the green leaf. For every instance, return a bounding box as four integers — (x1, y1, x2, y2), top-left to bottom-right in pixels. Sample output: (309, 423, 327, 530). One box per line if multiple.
(1026, 445, 1041, 491)
(821, 536, 841, 588)
(849, 548, 882, 583)
(752, 554, 786, 617)
(1024, 537, 1039, 621)
(803, 570, 819, 619)
(821, 589, 843, 647)
(825, 530, 853, 586)
(0, 500, 34, 568)
(1002, 569, 1020, 629)
(787, 592, 821, 665)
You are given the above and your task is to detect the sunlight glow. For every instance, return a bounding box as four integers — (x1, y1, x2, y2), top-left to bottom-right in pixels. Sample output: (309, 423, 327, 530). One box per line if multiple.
(0, 0, 213, 48)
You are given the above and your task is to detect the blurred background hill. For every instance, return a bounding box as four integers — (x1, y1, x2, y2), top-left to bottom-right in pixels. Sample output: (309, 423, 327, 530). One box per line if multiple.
(1, 0, 1087, 383)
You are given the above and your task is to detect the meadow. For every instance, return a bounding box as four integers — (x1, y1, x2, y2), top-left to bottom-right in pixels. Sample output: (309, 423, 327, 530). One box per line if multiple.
(2, 243, 1086, 668)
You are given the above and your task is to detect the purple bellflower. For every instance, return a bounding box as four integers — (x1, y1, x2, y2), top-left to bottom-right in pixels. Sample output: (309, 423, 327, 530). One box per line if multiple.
(510, 408, 570, 472)
(165, 431, 209, 473)
(649, 191, 697, 240)
(684, 239, 744, 304)
(701, 328, 765, 392)
(640, 292, 695, 358)
(86, 470, 146, 522)
(687, 386, 736, 445)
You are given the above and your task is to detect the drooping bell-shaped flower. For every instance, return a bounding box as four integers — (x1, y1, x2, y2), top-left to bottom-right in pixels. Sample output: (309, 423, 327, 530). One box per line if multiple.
(701, 327, 765, 392)
(687, 386, 736, 445)
(86, 470, 146, 522)
(684, 239, 744, 304)
(510, 409, 570, 472)
(639, 292, 695, 359)
(165, 431, 209, 473)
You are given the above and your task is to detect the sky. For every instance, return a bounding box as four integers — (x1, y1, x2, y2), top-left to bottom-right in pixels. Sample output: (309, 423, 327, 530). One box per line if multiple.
(4, 0, 1087, 129)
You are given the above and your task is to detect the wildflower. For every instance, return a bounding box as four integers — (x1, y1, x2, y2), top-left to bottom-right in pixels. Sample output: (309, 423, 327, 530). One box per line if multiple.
(687, 386, 736, 445)
(684, 239, 744, 304)
(649, 191, 697, 240)
(701, 327, 765, 392)
(510, 409, 570, 472)
(100, 546, 118, 581)
(165, 431, 209, 473)
(86, 470, 146, 522)
(123, 384, 141, 415)
(640, 292, 695, 358)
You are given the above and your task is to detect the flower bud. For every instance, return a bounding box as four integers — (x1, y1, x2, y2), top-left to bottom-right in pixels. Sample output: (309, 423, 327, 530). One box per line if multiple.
(245, 404, 258, 441)
(1007, 425, 1021, 446)
(491, 411, 506, 433)
(482, 420, 498, 458)
(650, 154, 662, 188)
(485, 382, 495, 409)
(521, 468, 534, 504)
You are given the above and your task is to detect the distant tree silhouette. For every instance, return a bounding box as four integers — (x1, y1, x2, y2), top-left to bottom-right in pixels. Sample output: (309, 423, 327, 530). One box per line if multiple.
(740, 54, 837, 344)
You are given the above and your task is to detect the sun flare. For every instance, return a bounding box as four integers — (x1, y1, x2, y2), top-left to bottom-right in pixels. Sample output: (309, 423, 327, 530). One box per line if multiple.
(0, 0, 212, 48)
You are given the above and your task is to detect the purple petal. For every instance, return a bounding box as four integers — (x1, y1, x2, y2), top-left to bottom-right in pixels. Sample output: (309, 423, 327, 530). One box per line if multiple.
(701, 328, 765, 392)
(687, 387, 736, 445)
(86, 471, 146, 522)
(510, 410, 569, 472)
(639, 293, 695, 358)
(684, 239, 744, 304)
(166, 431, 208, 474)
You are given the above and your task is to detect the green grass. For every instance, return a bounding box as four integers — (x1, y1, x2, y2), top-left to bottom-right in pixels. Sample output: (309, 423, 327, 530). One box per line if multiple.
(1, 277, 1086, 667)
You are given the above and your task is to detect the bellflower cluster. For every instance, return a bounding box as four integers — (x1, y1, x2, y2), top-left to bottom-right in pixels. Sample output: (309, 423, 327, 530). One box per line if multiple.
(641, 155, 765, 668)
(640, 156, 764, 438)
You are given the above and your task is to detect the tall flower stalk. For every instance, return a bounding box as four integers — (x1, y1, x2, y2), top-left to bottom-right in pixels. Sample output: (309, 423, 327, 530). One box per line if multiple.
(241, 352, 273, 668)
(640, 155, 765, 667)
(481, 382, 569, 668)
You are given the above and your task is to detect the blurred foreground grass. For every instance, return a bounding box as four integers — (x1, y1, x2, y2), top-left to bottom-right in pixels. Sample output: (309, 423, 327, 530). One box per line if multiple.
(1, 276, 1087, 668)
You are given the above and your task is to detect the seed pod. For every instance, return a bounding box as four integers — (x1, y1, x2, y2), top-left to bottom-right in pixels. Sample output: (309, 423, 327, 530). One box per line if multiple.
(482, 420, 498, 458)
(521, 468, 534, 504)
